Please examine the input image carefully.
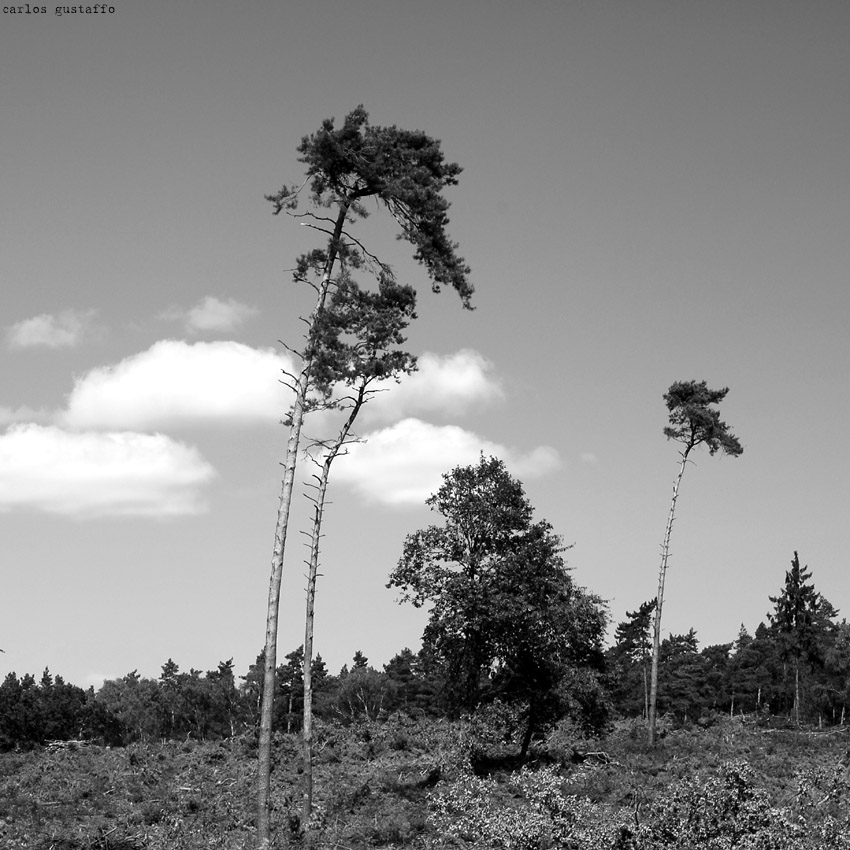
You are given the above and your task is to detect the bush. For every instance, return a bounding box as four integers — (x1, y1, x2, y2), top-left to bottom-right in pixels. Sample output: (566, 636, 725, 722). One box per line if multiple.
(428, 765, 630, 849)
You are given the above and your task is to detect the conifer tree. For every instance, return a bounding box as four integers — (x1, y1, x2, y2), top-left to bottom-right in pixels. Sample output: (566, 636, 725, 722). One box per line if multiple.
(258, 107, 472, 848)
(648, 381, 743, 745)
(299, 276, 417, 825)
(768, 552, 838, 723)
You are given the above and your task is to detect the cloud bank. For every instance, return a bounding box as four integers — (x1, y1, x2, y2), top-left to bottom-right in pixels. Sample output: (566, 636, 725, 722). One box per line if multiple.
(2, 338, 555, 516)
(331, 418, 560, 506)
(0, 424, 216, 517)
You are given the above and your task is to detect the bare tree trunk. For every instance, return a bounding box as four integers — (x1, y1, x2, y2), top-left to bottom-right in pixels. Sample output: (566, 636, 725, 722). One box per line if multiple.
(256, 202, 350, 850)
(301, 382, 368, 830)
(648, 449, 690, 746)
(794, 661, 800, 725)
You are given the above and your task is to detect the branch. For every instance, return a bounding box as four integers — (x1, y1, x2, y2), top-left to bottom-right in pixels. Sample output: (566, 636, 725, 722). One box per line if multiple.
(286, 209, 339, 226)
(300, 222, 337, 239)
(338, 229, 394, 275)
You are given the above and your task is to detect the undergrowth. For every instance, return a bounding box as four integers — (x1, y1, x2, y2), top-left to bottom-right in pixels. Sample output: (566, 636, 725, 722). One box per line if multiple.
(0, 714, 846, 849)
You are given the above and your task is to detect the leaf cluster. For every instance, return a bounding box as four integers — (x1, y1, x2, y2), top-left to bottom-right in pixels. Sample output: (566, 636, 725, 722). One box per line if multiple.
(306, 272, 417, 402)
(662, 380, 743, 457)
(267, 105, 473, 306)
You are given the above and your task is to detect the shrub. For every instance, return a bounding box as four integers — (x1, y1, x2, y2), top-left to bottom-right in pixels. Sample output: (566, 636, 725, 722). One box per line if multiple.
(428, 765, 630, 849)
(635, 761, 798, 849)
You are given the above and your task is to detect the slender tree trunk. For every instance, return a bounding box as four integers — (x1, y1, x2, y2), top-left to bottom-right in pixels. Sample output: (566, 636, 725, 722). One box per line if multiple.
(794, 660, 800, 725)
(256, 202, 350, 850)
(648, 449, 690, 746)
(301, 560, 316, 830)
(302, 382, 368, 830)
(520, 702, 536, 760)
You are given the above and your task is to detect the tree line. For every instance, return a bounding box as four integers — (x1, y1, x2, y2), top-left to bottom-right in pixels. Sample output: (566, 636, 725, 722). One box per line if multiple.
(3, 543, 846, 754)
(609, 552, 848, 727)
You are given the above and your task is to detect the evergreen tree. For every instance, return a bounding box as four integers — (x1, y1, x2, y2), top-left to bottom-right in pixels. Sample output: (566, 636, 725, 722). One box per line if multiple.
(609, 600, 656, 718)
(648, 381, 743, 745)
(258, 106, 472, 848)
(768, 552, 839, 723)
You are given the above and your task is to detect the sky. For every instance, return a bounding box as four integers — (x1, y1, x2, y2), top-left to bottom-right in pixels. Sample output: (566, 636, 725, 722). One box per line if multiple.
(1, 0, 848, 691)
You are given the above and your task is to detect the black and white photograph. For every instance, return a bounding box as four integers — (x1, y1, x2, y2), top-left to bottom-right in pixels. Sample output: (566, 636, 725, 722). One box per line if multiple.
(1, 2, 848, 847)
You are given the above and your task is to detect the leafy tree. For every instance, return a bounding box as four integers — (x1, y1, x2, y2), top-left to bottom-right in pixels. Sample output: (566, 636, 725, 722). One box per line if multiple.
(335, 664, 391, 722)
(258, 106, 472, 848)
(97, 671, 162, 743)
(648, 381, 743, 745)
(388, 455, 607, 755)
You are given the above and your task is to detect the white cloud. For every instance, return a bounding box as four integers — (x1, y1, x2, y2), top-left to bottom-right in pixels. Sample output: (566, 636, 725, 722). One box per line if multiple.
(7, 309, 96, 349)
(163, 296, 259, 334)
(359, 350, 504, 425)
(331, 418, 560, 506)
(58, 342, 501, 433)
(61, 340, 293, 430)
(0, 424, 216, 517)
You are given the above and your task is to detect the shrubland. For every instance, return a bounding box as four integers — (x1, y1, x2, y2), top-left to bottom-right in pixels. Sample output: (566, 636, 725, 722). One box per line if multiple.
(1, 710, 848, 849)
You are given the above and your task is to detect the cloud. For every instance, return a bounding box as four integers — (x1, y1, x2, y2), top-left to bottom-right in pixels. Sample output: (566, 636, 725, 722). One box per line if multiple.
(330, 418, 560, 506)
(0, 405, 51, 426)
(61, 340, 293, 430)
(579, 452, 598, 464)
(0, 424, 216, 517)
(360, 350, 504, 425)
(163, 296, 258, 334)
(7, 309, 96, 349)
(57, 342, 500, 433)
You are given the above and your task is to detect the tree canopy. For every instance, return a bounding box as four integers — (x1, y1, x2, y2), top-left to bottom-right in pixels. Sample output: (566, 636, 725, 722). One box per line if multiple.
(267, 105, 473, 306)
(663, 381, 744, 457)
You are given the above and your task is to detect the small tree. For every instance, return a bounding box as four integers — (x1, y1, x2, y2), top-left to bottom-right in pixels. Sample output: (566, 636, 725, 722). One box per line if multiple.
(258, 107, 472, 848)
(648, 381, 742, 745)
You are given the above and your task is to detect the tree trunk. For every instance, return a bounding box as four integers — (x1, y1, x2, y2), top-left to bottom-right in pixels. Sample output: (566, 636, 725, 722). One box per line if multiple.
(256, 202, 350, 850)
(302, 382, 368, 829)
(520, 702, 536, 760)
(794, 660, 800, 725)
(648, 449, 690, 746)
